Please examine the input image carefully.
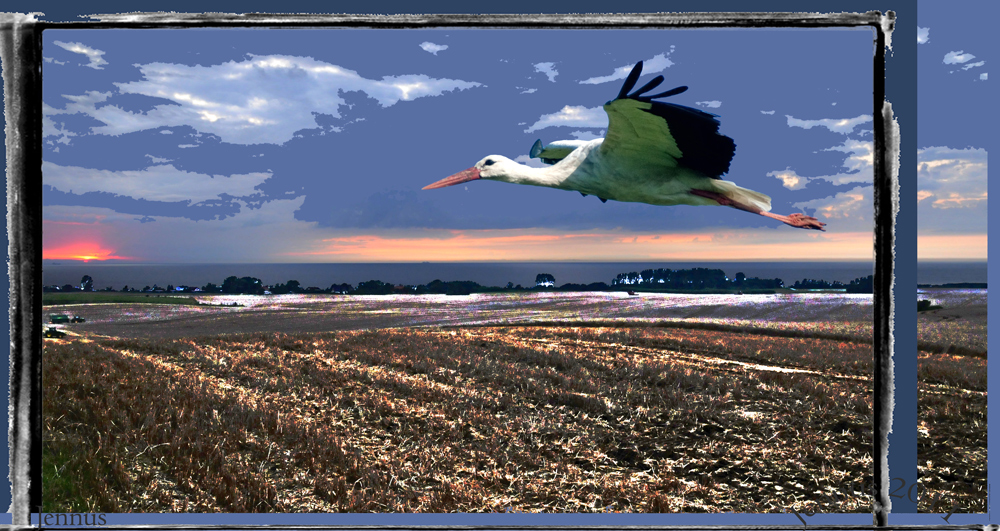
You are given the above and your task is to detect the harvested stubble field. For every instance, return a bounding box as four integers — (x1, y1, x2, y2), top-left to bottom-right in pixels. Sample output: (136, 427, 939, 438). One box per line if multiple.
(916, 289, 987, 513)
(45, 317, 874, 513)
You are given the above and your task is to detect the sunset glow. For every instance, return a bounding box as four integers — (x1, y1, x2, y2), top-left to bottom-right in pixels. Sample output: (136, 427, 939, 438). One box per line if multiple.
(281, 229, 876, 262)
(917, 234, 988, 260)
(43, 243, 130, 262)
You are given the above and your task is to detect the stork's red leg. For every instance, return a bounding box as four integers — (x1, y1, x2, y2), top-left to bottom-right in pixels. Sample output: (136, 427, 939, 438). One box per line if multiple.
(689, 189, 826, 231)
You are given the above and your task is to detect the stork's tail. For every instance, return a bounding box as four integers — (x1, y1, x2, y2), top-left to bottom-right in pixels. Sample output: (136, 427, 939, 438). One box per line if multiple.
(710, 179, 772, 212)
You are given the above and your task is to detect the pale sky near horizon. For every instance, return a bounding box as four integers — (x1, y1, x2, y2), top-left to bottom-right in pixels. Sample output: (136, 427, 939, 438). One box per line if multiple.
(41, 25, 891, 263)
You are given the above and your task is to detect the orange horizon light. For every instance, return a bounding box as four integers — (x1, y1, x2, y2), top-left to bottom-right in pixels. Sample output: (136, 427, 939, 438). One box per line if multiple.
(43, 243, 131, 262)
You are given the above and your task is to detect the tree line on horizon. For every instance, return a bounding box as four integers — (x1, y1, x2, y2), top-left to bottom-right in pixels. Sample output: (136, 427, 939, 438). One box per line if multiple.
(43, 269, 876, 295)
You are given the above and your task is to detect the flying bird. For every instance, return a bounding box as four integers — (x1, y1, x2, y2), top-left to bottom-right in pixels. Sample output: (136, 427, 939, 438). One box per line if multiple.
(423, 61, 825, 231)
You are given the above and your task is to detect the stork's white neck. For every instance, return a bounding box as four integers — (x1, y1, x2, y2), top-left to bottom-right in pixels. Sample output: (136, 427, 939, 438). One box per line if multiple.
(490, 142, 595, 189)
(495, 161, 572, 188)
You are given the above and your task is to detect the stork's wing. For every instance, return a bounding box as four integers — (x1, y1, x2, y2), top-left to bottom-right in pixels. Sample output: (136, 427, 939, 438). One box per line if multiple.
(600, 61, 736, 179)
(529, 139, 591, 165)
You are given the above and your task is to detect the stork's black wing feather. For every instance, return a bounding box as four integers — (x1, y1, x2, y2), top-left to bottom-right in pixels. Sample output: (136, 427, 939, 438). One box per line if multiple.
(642, 102, 736, 178)
(616, 61, 644, 99)
(630, 75, 664, 98)
(603, 60, 736, 179)
(641, 85, 688, 100)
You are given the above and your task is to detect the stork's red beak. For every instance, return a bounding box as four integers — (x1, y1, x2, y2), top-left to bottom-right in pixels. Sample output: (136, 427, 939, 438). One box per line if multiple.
(423, 167, 481, 190)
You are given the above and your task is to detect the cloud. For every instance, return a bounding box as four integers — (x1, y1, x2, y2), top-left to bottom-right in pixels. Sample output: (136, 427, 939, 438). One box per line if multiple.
(44, 57, 67, 65)
(579, 53, 673, 85)
(518, 87, 537, 94)
(767, 139, 873, 190)
(825, 138, 874, 175)
(917, 146, 987, 210)
(43, 55, 482, 145)
(52, 40, 108, 70)
(917, 147, 987, 237)
(786, 114, 872, 135)
(943, 50, 976, 64)
(43, 161, 272, 204)
(981, 73, 989, 81)
(695, 101, 721, 109)
(524, 105, 607, 133)
(513, 155, 549, 168)
(419, 42, 448, 55)
(768, 168, 810, 190)
(793, 185, 873, 230)
(569, 130, 603, 140)
(761, 110, 775, 115)
(534, 62, 558, 82)
(917, 27, 929, 44)
(144, 154, 172, 164)
(961, 61, 986, 71)
(43, 111, 78, 146)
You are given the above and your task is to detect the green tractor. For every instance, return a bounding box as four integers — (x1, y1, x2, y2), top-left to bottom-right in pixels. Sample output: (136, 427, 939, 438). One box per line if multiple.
(44, 326, 66, 338)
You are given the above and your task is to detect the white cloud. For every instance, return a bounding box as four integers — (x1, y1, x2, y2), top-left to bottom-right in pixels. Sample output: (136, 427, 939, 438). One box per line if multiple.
(570, 130, 603, 141)
(793, 185, 873, 231)
(519, 87, 537, 94)
(144, 154, 172, 164)
(43, 161, 272, 204)
(917, 27, 929, 44)
(524, 105, 607, 133)
(761, 110, 775, 115)
(768, 168, 810, 190)
(825, 138, 874, 176)
(44, 57, 67, 66)
(943, 50, 976, 64)
(534, 62, 558, 83)
(695, 100, 721, 109)
(961, 61, 986, 70)
(178, 144, 198, 149)
(786, 114, 872, 135)
(579, 53, 673, 85)
(917, 147, 988, 236)
(513, 155, 549, 168)
(917, 146, 988, 210)
(44, 55, 482, 145)
(981, 73, 988, 81)
(52, 40, 108, 70)
(420, 42, 448, 55)
(43, 110, 78, 146)
(767, 139, 873, 191)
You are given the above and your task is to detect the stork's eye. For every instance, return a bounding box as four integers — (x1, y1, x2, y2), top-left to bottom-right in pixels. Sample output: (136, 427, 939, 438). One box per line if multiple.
(483, 159, 495, 166)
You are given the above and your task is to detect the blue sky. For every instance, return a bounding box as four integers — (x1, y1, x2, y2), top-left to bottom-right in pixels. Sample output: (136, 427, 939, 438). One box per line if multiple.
(42, 27, 878, 263)
(916, 0, 990, 259)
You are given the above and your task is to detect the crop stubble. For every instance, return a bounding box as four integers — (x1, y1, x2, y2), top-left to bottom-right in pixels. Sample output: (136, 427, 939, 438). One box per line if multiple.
(45, 323, 875, 513)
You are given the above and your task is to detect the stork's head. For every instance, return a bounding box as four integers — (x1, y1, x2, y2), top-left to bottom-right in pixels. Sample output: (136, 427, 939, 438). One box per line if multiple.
(422, 155, 519, 190)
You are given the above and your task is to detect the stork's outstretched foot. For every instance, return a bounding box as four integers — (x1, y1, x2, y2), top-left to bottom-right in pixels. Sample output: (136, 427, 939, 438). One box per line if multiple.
(689, 188, 827, 231)
(766, 212, 826, 231)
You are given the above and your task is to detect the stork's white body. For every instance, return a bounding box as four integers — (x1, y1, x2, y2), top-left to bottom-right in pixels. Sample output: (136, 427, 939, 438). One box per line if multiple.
(424, 61, 824, 231)
(500, 138, 770, 211)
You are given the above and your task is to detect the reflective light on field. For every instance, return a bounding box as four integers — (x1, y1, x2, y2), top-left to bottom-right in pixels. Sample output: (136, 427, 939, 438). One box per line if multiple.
(50, 292, 874, 338)
(188, 292, 873, 328)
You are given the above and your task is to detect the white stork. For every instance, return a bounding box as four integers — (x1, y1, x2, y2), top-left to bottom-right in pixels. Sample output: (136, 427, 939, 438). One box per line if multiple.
(423, 61, 825, 231)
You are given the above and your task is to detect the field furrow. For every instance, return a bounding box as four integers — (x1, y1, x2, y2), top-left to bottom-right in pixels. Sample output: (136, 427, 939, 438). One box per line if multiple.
(45, 325, 874, 513)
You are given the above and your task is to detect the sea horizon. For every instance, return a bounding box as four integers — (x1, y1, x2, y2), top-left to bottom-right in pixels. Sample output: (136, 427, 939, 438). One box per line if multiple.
(39, 260, 893, 290)
(41, 260, 985, 291)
